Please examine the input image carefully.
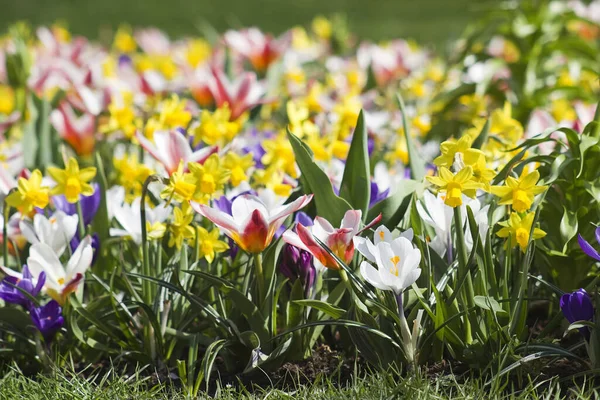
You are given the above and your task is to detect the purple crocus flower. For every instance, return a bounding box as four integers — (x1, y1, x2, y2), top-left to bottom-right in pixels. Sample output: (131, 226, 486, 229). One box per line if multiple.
(0, 266, 45, 308)
(369, 181, 390, 208)
(578, 227, 600, 262)
(242, 143, 266, 168)
(30, 300, 65, 342)
(367, 137, 375, 156)
(279, 243, 316, 297)
(53, 183, 101, 226)
(560, 288, 594, 340)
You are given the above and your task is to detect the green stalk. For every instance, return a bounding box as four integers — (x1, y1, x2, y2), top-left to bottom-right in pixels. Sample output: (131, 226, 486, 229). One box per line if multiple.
(76, 200, 86, 236)
(453, 206, 474, 344)
(2, 199, 9, 269)
(254, 253, 265, 306)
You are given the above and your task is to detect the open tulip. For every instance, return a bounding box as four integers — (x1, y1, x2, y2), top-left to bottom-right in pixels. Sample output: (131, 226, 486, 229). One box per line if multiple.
(208, 66, 269, 120)
(191, 193, 313, 253)
(136, 129, 217, 176)
(283, 210, 381, 270)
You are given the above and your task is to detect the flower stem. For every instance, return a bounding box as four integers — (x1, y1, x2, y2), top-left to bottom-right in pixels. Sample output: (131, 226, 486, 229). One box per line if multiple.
(2, 199, 9, 269)
(453, 206, 474, 345)
(76, 200, 86, 236)
(254, 253, 265, 305)
(396, 293, 416, 367)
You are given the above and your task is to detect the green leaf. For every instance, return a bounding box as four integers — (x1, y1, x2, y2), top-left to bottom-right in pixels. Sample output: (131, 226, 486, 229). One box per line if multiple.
(292, 299, 347, 319)
(367, 181, 420, 230)
(397, 94, 425, 180)
(473, 296, 506, 314)
(471, 118, 490, 149)
(339, 110, 370, 217)
(560, 207, 579, 252)
(287, 129, 352, 226)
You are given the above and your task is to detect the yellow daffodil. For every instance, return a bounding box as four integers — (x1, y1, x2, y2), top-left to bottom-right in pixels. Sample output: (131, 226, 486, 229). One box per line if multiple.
(312, 16, 332, 40)
(253, 165, 293, 197)
(463, 151, 495, 191)
(490, 169, 548, 213)
(113, 153, 154, 201)
(185, 39, 211, 68)
(550, 98, 576, 123)
(158, 95, 191, 129)
(47, 158, 96, 203)
(433, 135, 478, 168)
(466, 102, 523, 163)
(261, 134, 298, 178)
(385, 136, 409, 165)
(101, 93, 139, 139)
(188, 155, 230, 204)
(160, 161, 197, 204)
(497, 212, 546, 252)
(113, 26, 136, 53)
(168, 204, 195, 249)
(0, 85, 15, 115)
(5, 170, 50, 216)
(190, 226, 229, 263)
(426, 166, 483, 207)
(146, 221, 166, 241)
(223, 153, 254, 187)
(192, 105, 244, 147)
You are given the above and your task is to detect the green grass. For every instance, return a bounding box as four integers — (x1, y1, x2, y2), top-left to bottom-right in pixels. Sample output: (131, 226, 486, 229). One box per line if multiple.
(0, 0, 495, 47)
(0, 366, 597, 400)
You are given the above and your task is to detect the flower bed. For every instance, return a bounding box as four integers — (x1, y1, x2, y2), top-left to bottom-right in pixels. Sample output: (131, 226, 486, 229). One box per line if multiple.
(0, 1, 599, 395)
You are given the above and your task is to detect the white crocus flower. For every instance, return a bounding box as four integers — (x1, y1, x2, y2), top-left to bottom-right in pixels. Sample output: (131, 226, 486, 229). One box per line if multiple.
(27, 236, 94, 304)
(358, 234, 422, 365)
(463, 197, 490, 251)
(417, 190, 453, 257)
(354, 225, 413, 263)
(20, 211, 78, 256)
(110, 197, 170, 245)
(359, 237, 422, 295)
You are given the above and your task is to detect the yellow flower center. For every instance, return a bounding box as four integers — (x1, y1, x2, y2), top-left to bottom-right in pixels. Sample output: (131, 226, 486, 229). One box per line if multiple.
(57, 277, 65, 286)
(445, 183, 463, 208)
(379, 231, 385, 240)
(512, 190, 531, 213)
(173, 179, 196, 200)
(230, 166, 247, 187)
(389, 255, 401, 276)
(200, 174, 216, 194)
(65, 176, 82, 202)
(515, 227, 529, 250)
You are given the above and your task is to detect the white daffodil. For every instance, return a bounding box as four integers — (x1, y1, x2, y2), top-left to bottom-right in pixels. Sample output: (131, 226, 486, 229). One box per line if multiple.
(110, 197, 170, 245)
(359, 237, 421, 295)
(354, 225, 413, 263)
(26, 236, 94, 304)
(19, 211, 78, 256)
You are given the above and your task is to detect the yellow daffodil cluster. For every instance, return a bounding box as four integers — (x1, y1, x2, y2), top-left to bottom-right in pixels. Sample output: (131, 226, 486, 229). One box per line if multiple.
(496, 211, 546, 252)
(113, 153, 154, 201)
(465, 103, 524, 165)
(192, 105, 245, 147)
(491, 167, 548, 252)
(161, 154, 231, 205)
(144, 95, 192, 139)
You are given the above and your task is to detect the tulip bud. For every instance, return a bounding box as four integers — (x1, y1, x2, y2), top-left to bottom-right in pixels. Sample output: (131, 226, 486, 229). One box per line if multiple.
(279, 243, 316, 297)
